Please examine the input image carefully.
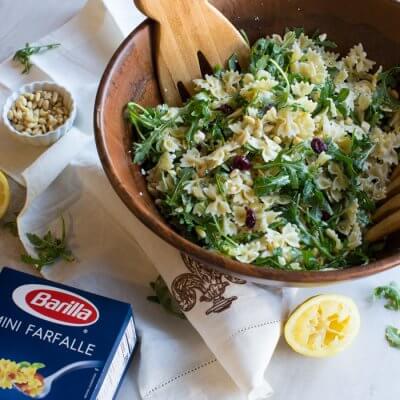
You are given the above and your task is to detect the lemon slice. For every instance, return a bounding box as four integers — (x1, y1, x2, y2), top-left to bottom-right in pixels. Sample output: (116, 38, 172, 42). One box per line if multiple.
(284, 294, 360, 357)
(0, 170, 11, 219)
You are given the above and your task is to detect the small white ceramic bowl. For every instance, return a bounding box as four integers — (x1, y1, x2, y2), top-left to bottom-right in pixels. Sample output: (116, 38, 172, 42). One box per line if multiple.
(2, 81, 77, 147)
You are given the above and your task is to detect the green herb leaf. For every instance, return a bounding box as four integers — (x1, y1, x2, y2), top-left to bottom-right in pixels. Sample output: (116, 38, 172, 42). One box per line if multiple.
(227, 54, 240, 72)
(312, 30, 338, 49)
(17, 362, 31, 369)
(31, 363, 46, 370)
(147, 276, 185, 319)
(21, 217, 75, 271)
(254, 175, 290, 196)
(13, 43, 60, 74)
(365, 67, 400, 126)
(128, 102, 175, 164)
(374, 282, 400, 310)
(379, 67, 400, 110)
(386, 326, 400, 348)
(312, 80, 349, 117)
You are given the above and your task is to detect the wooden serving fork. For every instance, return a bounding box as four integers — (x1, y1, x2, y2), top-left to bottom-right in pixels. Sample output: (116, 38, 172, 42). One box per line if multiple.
(134, 0, 249, 105)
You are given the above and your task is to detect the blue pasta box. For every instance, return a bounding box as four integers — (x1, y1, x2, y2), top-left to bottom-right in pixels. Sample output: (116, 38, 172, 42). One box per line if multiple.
(0, 267, 137, 399)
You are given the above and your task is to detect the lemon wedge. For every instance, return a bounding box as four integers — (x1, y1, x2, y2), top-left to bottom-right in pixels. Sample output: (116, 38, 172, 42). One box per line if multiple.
(0, 170, 11, 220)
(284, 294, 360, 357)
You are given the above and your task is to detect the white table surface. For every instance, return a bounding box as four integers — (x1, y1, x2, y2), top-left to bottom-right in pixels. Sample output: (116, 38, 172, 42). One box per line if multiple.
(1, 2, 400, 400)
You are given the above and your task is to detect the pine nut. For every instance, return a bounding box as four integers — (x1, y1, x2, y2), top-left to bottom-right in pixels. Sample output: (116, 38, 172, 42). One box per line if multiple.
(7, 89, 70, 136)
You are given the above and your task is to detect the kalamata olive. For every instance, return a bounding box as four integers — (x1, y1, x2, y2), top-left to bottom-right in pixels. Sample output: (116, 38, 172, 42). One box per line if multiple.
(322, 211, 331, 221)
(245, 207, 256, 229)
(311, 137, 327, 154)
(232, 155, 252, 171)
(217, 104, 234, 114)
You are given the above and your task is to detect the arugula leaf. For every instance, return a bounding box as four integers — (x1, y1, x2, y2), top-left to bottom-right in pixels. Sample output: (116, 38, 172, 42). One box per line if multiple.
(249, 33, 294, 89)
(253, 248, 284, 268)
(185, 120, 199, 147)
(311, 31, 338, 49)
(165, 169, 193, 207)
(379, 67, 400, 110)
(253, 175, 290, 196)
(147, 275, 185, 319)
(365, 67, 400, 126)
(385, 326, 400, 348)
(301, 248, 321, 270)
(374, 282, 400, 310)
(287, 27, 305, 38)
(326, 135, 374, 194)
(227, 54, 241, 72)
(128, 102, 175, 164)
(286, 203, 335, 261)
(13, 42, 60, 74)
(21, 217, 75, 271)
(215, 173, 227, 199)
(312, 80, 349, 117)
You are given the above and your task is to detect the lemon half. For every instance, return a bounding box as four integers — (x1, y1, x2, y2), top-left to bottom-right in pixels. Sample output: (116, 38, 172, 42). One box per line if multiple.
(284, 294, 360, 357)
(0, 170, 11, 219)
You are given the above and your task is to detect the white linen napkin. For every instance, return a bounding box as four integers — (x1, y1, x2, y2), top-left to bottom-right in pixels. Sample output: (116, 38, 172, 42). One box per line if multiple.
(0, 1, 292, 398)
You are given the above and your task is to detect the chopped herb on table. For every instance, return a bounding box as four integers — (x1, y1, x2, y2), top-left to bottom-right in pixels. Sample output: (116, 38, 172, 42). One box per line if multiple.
(373, 282, 400, 349)
(127, 28, 400, 271)
(21, 217, 75, 271)
(385, 326, 400, 348)
(13, 42, 60, 74)
(374, 282, 400, 310)
(147, 275, 185, 319)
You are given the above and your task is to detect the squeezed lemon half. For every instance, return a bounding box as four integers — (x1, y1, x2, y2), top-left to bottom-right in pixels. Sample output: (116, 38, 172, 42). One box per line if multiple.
(284, 294, 360, 357)
(0, 170, 10, 219)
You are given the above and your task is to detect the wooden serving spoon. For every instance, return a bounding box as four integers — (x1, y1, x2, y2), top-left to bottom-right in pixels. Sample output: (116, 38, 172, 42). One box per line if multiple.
(134, 0, 249, 105)
(366, 168, 400, 242)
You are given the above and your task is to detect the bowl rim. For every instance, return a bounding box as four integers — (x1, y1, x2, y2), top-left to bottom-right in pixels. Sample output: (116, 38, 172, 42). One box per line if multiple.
(2, 80, 77, 139)
(94, 19, 400, 284)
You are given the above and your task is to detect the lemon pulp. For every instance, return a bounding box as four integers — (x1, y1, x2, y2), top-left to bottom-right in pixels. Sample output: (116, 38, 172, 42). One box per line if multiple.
(284, 294, 360, 357)
(0, 170, 11, 219)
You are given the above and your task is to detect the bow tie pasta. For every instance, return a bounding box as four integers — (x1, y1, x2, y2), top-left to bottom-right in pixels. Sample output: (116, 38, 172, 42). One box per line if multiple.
(0, 359, 45, 397)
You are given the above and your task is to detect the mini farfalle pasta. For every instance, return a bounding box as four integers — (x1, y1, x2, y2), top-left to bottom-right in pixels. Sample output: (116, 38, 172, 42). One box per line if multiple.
(0, 359, 45, 398)
(128, 28, 400, 271)
(291, 48, 328, 84)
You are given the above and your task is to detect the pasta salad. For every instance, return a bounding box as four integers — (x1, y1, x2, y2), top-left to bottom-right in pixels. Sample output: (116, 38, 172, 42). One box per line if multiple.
(127, 29, 400, 271)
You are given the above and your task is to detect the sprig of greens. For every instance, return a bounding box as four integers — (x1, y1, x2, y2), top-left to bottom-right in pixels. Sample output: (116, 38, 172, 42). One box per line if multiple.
(21, 217, 75, 271)
(373, 282, 400, 349)
(365, 67, 400, 126)
(311, 30, 337, 49)
(13, 43, 60, 74)
(312, 80, 350, 117)
(127, 103, 175, 164)
(147, 275, 185, 319)
(374, 282, 400, 310)
(379, 67, 400, 109)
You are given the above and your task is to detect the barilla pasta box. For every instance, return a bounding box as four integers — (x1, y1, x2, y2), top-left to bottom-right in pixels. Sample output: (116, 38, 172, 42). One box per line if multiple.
(0, 267, 136, 400)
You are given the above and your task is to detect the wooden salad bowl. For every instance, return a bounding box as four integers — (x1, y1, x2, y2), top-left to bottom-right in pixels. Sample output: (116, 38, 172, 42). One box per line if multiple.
(94, 0, 400, 286)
